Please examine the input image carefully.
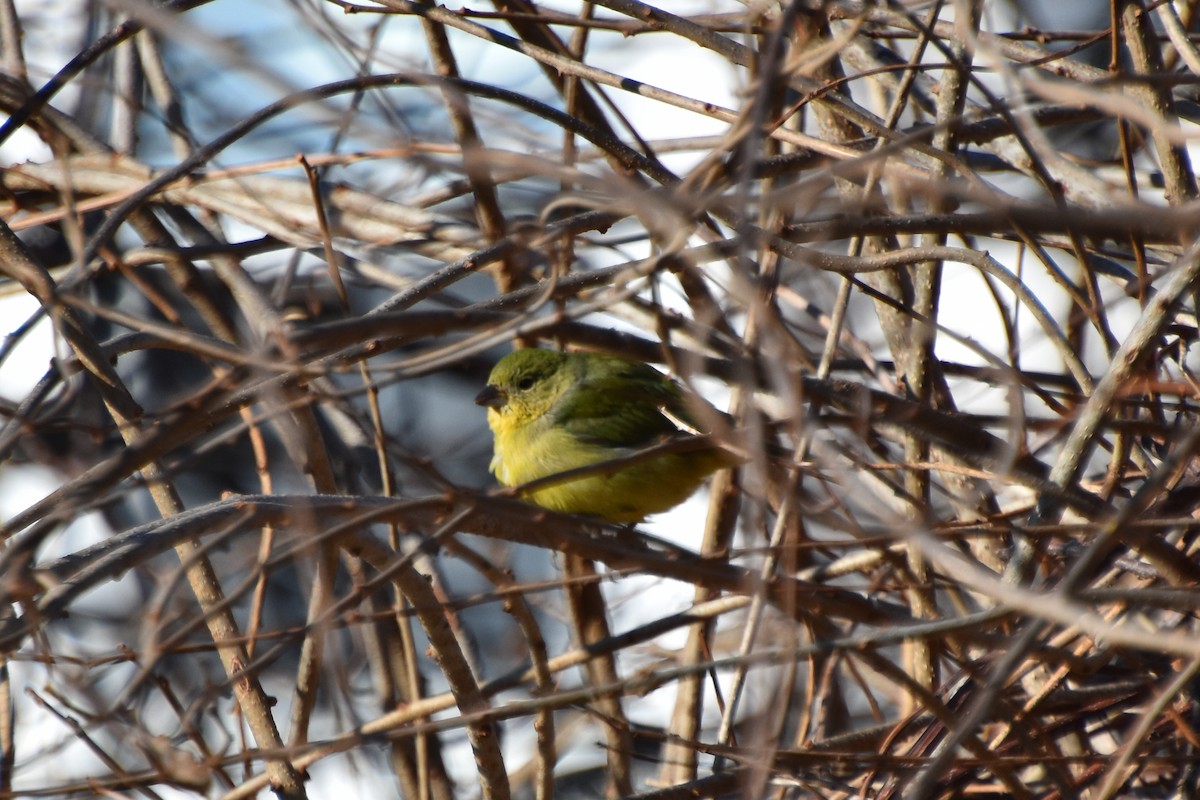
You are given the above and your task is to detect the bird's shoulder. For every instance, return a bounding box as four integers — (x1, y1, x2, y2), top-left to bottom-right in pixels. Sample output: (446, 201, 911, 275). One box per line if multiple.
(551, 356, 690, 448)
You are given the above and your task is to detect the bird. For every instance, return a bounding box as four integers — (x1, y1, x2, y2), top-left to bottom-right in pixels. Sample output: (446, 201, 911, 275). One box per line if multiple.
(475, 348, 735, 523)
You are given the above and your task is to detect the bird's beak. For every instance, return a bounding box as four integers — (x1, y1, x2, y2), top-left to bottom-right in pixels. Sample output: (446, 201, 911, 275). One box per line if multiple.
(474, 385, 506, 408)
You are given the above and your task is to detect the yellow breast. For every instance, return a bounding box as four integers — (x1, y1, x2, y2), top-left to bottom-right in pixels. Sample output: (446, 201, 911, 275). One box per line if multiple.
(486, 406, 727, 523)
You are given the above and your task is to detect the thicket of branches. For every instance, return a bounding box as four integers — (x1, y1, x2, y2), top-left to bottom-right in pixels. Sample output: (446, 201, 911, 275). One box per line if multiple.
(3, 1, 1200, 798)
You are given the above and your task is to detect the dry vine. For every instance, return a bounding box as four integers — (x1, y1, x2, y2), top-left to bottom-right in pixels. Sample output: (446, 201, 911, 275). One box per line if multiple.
(2, 1, 1200, 799)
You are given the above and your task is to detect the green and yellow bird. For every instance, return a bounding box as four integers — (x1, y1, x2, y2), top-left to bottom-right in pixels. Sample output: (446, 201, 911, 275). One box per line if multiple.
(475, 348, 733, 523)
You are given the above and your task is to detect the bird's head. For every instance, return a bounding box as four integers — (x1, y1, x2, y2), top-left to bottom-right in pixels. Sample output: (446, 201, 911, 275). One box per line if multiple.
(474, 348, 574, 427)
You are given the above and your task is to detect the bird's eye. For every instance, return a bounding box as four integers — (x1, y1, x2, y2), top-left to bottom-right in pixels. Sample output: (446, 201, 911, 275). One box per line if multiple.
(517, 376, 536, 390)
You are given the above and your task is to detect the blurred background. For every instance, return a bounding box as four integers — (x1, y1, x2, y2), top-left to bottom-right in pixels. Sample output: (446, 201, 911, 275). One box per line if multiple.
(3, 0, 1200, 798)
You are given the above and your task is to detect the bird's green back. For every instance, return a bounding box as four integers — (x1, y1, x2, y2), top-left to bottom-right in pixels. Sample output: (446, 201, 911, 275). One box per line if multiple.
(552, 355, 691, 450)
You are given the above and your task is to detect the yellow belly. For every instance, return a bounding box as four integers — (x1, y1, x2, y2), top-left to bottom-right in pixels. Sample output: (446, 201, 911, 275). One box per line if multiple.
(491, 416, 726, 523)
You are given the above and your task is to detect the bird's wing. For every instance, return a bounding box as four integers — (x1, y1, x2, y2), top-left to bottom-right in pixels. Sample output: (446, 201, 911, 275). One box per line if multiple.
(551, 359, 685, 450)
